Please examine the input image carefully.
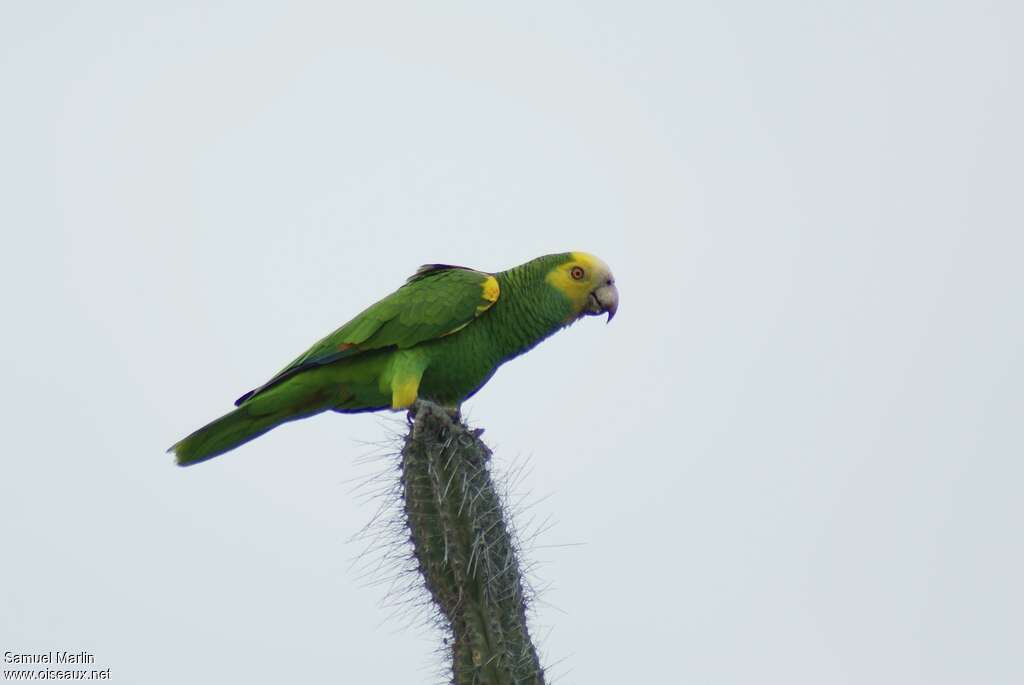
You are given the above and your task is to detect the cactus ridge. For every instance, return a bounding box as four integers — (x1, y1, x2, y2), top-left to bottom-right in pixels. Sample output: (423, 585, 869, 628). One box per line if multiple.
(401, 401, 547, 685)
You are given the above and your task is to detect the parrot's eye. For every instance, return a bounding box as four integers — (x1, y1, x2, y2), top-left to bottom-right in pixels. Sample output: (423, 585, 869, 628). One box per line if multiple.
(570, 266, 585, 280)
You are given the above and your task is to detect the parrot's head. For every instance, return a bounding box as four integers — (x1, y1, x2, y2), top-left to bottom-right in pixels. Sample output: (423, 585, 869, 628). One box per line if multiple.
(546, 252, 619, 323)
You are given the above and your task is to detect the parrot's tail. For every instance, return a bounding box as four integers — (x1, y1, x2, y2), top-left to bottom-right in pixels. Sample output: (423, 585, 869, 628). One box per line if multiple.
(168, 407, 289, 467)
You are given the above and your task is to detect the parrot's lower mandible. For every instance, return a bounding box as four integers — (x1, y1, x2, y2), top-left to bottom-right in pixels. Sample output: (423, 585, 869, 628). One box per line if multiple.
(169, 252, 618, 465)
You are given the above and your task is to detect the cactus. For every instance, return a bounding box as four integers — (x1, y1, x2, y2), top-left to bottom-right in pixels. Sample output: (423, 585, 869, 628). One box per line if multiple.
(401, 401, 546, 685)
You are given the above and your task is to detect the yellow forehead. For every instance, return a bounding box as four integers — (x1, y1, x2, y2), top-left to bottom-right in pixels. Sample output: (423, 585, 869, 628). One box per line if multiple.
(569, 251, 610, 277)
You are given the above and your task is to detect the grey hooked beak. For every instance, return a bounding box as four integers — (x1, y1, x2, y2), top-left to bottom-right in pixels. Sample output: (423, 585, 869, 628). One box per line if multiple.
(586, 281, 619, 322)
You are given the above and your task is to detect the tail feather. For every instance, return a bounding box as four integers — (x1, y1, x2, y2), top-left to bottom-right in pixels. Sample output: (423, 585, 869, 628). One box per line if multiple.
(168, 407, 285, 467)
(171, 362, 364, 465)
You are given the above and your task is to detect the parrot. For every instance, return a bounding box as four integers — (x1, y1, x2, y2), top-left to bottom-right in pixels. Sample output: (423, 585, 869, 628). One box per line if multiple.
(169, 251, 618, 466)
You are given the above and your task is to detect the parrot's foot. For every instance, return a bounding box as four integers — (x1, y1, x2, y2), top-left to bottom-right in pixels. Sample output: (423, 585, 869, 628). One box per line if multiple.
(408, 400, 462, 427)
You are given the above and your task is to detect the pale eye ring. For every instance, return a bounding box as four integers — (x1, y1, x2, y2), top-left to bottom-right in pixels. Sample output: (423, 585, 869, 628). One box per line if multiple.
(570, 266, 585, 280)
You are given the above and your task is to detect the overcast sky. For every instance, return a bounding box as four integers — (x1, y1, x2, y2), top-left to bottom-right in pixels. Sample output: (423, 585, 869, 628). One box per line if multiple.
(2, 2, 1021, 683)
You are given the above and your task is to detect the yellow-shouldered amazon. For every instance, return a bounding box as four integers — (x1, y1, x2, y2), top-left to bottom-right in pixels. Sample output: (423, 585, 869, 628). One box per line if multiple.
(169, 251, 618, 466)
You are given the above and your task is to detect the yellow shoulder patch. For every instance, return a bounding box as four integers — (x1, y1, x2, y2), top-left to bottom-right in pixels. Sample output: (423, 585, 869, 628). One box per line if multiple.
(439, 275, 500, 338)
(477, 275, 500, 314)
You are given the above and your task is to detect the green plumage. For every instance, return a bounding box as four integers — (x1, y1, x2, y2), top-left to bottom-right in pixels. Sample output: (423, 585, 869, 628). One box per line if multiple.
(170, 252, 618, 466)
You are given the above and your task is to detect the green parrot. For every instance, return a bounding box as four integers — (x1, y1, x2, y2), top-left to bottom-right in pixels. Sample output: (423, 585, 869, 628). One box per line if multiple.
(169, 251, 618, 466)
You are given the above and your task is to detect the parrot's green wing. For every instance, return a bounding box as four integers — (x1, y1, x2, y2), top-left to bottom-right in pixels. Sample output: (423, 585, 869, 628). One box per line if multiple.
(235, 265, 500, 405)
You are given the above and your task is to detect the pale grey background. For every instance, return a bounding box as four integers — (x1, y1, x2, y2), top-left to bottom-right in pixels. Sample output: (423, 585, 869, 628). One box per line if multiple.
(1, 2, 1021, 683)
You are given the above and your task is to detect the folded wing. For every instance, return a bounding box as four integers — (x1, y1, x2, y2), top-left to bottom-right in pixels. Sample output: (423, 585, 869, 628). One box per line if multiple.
(234, 265, 500, 405)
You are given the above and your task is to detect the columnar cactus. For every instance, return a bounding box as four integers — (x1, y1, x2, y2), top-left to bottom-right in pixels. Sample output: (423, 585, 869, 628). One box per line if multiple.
(401, 401, 546, 685)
